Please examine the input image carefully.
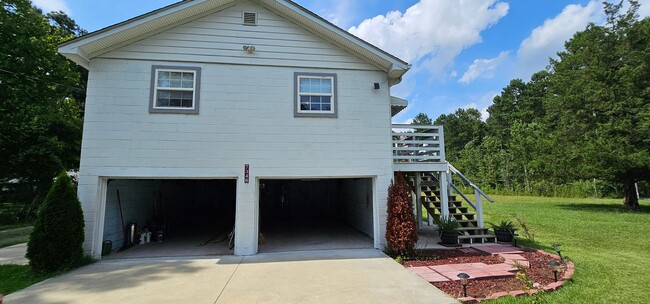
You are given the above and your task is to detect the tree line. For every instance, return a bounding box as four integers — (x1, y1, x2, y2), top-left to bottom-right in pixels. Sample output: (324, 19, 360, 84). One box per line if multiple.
(413, 1, 649, 209)
(1, 0, 86, 219)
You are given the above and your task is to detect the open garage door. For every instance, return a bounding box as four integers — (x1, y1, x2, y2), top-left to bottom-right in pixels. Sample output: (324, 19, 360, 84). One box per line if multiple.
(258, 178, 374, 252)
(102, 179, 235, 258)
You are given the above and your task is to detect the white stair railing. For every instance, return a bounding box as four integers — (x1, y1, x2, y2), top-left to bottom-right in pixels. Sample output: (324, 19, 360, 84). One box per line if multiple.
(447, 164, 494, 228)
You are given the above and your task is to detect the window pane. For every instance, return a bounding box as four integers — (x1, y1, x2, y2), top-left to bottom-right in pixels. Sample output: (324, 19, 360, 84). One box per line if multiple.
(311, 103, 321, 111)
(322, 104, 331, 111)
(300, 102, 309, 110)
(299, 77, 332, 94)
(158, 71, 170, 80)
(170, 72, 182, 80)
(156, 90, 193, 108)
(170, 80, 182, 87)
(299, 78, 310, 93)
(157, 79, 170, 87)
(321, 79, 332, 93)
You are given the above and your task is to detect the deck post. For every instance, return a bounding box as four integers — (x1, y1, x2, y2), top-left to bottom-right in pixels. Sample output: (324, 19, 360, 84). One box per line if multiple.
(439, 172, 449, 219)
(475, 189, 484, 228)
(415, 173, 422, 230)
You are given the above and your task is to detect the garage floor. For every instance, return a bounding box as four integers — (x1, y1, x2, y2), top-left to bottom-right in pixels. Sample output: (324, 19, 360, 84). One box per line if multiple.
(259, 222, 373, 253)
(103, 232, 232, 259)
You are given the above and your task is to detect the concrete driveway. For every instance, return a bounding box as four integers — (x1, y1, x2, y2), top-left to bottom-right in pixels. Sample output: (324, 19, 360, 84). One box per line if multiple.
(6, 249, 457, 304)
(0, 243, 28, 265)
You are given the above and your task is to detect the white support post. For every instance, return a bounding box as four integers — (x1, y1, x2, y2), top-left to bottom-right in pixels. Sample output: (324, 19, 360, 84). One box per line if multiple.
(415, 173, 422, 230)
(475, 189, 484, 228)
(439, 172, 449, 219)
(446, 171, 453, 198)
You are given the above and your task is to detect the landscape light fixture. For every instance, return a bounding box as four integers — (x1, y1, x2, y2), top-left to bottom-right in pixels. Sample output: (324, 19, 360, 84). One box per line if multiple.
(548, 260, 561, 282)
(552, 243, 563, 262)
(457, 273, 470, 297)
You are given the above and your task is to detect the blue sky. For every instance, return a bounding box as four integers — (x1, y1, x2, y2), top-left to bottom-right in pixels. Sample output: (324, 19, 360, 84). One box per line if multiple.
(34, 0, 650, 122)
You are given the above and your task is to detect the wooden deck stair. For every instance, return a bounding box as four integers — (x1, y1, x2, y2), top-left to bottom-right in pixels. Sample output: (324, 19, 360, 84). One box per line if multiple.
(407, 172, 496, 244)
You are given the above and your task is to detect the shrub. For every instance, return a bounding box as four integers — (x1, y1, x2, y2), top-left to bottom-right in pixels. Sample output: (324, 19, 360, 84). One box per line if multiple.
(385, 173, 417, 256)
(437, 216, 460, 233)
(26, 172, 84, 273)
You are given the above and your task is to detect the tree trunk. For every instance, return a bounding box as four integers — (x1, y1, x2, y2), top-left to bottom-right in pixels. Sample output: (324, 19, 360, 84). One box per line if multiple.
(623, 180, 640, 210)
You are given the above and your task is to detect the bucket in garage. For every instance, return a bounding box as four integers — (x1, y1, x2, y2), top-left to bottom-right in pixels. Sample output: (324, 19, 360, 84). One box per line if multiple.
(102, 240, 112, 256)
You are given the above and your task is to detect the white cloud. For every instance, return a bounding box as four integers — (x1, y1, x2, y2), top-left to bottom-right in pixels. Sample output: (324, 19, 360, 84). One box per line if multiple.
(319, 0, 356, 29)
(349, 0, 509, 79)
(458, 51, 509, 84)
(460, 91, 498, 121)
(31, 0, 71, 14)
(515, 1, 602, 79)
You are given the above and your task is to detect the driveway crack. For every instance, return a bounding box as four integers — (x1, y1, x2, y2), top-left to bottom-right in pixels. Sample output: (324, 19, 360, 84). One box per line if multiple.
(214, 256, 244, 304)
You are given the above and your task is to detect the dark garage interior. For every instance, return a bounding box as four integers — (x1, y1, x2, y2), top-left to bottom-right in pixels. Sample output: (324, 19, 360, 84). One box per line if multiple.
(258, 178, 374, 252)
(102, 179, 236, 258)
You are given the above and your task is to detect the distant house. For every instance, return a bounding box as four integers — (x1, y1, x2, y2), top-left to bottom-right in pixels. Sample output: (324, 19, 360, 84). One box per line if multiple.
(59, 0, 491, 258)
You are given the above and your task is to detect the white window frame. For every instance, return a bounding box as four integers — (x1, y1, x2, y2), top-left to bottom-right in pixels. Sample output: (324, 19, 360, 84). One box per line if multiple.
(149, 66, 201, 114)
(294, 73, 337, 118)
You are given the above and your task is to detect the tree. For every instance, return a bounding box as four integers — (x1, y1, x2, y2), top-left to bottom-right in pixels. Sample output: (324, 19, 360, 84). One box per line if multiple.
(486, 71, 548, 148)
(0, 0, 83, 210)
(385, 173, 417, 256)
(27, 172, 84, 273)
(434, 108, 486, 162)
(545, 0, 650, 209)
(411, 112, 433, 125)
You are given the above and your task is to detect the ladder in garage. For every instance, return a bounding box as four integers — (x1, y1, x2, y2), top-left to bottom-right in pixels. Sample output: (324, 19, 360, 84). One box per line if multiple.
(404, 165, 496, 244)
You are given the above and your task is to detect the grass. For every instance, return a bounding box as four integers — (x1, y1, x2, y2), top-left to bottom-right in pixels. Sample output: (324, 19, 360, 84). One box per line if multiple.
(0, 265, 58, 295)
(481, 195, 650, 304)
(0, 225, 32, 249)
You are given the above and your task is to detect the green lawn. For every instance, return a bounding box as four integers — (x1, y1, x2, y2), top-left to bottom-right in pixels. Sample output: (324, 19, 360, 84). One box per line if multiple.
(0, 265, 58, 295)
(0, 225, 32, 249)
(481, 195, 650, 304)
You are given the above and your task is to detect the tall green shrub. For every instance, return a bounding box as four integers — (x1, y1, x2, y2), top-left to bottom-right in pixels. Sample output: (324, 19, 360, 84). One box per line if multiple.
(27, 172, 84, 273)
(385, 173, 418, 256)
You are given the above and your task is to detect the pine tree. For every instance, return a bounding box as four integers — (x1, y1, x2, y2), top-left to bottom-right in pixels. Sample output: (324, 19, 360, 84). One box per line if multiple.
(27, 172, 85, 273)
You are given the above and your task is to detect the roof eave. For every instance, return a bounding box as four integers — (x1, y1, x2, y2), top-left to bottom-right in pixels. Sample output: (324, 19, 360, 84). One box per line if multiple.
(59, 45, 90, 69)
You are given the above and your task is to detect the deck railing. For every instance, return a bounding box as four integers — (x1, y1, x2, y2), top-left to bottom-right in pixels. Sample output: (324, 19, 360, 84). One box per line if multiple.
(391, 124, 446, 164)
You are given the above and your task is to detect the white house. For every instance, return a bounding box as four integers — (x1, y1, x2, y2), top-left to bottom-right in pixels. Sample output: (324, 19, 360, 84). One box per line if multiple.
(60, 0, 492, 258)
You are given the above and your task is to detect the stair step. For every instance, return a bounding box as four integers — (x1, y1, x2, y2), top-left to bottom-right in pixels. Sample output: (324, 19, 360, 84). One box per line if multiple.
(457, 227, 489, 231)
(458, 234, 497, 240)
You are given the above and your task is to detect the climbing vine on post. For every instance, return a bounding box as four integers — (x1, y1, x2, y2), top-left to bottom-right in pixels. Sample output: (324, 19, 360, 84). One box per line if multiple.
(385, 173, 418, 256)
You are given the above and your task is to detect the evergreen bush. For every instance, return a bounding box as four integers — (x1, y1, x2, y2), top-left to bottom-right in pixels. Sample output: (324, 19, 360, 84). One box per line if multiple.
(26, 172, 84, 273)
(385, 173, 417, 256)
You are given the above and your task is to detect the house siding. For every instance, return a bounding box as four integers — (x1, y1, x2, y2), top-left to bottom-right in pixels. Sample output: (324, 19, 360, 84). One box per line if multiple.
(97, 0, 378, 71)
(77, 0, 395, 257)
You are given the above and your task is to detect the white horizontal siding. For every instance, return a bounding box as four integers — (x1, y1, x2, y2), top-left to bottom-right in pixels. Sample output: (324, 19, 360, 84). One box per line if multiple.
(97, 1, 378, 71)
(79, 0, 395, 256)
(78, 57, 393, 256)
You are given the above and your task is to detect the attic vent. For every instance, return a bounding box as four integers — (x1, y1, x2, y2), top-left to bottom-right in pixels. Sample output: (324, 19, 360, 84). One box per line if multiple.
(243, 11, 257, 25)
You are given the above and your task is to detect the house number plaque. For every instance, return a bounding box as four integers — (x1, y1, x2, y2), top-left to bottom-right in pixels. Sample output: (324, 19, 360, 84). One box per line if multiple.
(244, 164, 250, 184)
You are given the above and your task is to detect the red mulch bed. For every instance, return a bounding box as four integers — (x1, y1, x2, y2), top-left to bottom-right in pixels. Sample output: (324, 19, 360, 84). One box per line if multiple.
(403, 248, 501, 267)
(402, 248, 566, 299)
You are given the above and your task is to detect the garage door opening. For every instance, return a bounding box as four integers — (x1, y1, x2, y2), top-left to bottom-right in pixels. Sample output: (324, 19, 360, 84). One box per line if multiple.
(258, 178, 374, 252)
(102, 179, 235, 259)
